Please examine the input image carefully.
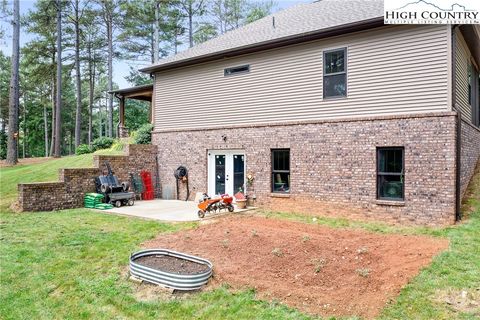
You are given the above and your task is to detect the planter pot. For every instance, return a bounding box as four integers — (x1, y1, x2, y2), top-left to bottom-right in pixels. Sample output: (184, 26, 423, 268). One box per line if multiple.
(236, 199, 247, 209)
(129, 249, 213, 290)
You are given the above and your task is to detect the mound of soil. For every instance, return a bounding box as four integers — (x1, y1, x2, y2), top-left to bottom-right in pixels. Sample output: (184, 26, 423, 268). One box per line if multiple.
(134, 255, 210, 275)
(143, 215, 448, 319)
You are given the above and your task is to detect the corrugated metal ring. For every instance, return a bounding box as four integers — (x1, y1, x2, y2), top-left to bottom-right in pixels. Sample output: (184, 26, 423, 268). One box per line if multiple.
(130, 249, 213, 290)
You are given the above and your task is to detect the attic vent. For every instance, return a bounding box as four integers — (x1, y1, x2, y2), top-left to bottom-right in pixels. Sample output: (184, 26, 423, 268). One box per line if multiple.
(224, 65, 250, 76)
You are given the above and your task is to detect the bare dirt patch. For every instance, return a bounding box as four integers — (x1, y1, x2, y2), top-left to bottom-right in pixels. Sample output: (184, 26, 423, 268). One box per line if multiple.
(0, 157, 52, 167)
(143, 215, 448, 319)
(435, 288, 480, 315)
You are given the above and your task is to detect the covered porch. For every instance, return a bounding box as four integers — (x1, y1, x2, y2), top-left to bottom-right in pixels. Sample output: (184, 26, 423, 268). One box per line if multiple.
(110, 84, 154, 138)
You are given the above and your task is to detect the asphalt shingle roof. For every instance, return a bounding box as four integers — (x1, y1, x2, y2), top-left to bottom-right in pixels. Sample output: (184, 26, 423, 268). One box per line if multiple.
(143, 0, 384, 71)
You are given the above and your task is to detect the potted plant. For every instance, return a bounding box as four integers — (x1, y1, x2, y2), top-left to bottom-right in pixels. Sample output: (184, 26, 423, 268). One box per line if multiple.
(234, 190, 247, 209)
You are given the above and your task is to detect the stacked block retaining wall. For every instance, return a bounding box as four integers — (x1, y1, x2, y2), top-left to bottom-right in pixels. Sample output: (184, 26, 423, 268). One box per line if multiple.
(17, 145, 158, 212)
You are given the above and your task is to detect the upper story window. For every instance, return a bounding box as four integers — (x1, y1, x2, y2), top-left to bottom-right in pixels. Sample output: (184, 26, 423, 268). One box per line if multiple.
(323, 48, 347, 98)
(468, 62, 480, 127)
(224, 65, 250, 76)
(477, 74, 480, 127)
(468, 64, 472, 105)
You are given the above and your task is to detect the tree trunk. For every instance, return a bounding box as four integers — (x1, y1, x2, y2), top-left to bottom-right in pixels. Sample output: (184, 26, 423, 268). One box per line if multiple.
(98, 101, 102, 138)
(22, 95, 26, 158)
(88, 43, 94, 145)
(49, 76, 55, 156)
(6, 0, 20, 165)
(69, 129, 73, 155)
(188, 2, 193, 48)
(44, 105, 48, 157)
(174, 33, 178, 54)
(54, 0, 62, 158)
(107, 13, 113, 138)
(153, 1, 159, 63)
(74, 0, 82, 149)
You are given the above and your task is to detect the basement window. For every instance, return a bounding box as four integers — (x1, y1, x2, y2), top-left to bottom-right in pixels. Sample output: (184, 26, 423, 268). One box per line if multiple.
(377, 147, 404, 201)
(271, 149, 290, 193)
(224, 65, 250, 76)
(323, 48, 347, 98)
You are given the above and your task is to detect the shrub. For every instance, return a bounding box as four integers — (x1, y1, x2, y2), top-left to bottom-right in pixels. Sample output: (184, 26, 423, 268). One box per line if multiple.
(109, 139, 126, 152)
(132, 123, 153, 145)
(312, 258, 327, 273)
(356, 268, 371, 277)
(91, 137, 114, 151)
(75, 144, 92, 155)
(271, 248, 283, 257)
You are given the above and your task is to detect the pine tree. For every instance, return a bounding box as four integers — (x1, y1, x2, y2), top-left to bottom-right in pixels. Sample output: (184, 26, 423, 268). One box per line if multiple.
(96, 0, 122, 138)
(53, 0, 62, 157)
(6, 0, 19, 165)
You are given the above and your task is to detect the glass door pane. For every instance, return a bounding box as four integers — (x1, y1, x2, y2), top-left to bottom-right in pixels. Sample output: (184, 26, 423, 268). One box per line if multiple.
(233, 154, 245, 193)
(215, 155, 225, 195)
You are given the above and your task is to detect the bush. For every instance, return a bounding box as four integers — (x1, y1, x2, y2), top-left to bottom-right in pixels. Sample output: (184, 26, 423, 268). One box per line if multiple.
(109, 139, 126, 152)
(132, 123, 153, 144)
(91, 137, 114, 151)
(75, 144, 92, 155)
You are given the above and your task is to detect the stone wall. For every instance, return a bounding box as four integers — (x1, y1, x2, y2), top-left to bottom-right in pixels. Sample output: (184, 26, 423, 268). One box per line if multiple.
(153, 113, 457, 226)
(17, 144, 158, 212)
(460, 120, 480, 198)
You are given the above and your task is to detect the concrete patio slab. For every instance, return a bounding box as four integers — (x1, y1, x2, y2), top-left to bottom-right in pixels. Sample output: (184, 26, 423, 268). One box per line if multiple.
(100, 199, 254, 222)
(102, 200, 199, 221)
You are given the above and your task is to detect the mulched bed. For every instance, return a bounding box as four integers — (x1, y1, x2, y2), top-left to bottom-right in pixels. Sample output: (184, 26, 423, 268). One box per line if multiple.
(134, 255, 210, 275)
(143, 215, 449, 319)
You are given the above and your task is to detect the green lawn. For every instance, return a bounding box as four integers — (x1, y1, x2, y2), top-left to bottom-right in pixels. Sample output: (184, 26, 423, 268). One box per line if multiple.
(0, 154, 313, 320)
(0, 154, 94, 211)
(0, 154, 479, 319)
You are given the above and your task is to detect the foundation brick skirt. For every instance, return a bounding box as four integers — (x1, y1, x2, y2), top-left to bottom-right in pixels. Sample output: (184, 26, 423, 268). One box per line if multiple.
(153, 113, 461, 226)
(460, 120, 480, 198)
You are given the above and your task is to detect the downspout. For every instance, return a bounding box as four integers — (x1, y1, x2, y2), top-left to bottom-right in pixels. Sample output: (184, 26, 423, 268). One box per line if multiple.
(452, 25, 462, 222)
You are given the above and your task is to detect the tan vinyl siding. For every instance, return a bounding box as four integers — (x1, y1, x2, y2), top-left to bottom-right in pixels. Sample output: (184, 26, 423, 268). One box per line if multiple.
(455, 29, 473, 123)
(154, 25, 449, 131)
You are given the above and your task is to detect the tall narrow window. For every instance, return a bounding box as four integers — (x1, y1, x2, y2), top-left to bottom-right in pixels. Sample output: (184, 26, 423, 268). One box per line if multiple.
(471, 67, 480, 127)
(323, 48, 347, 98)
(468, 64, 472, 105)
(271, 149, 290, 193)
(377, 147, 404, 201)
(233, 154, 245, 193)
(477, 74, 480, 127)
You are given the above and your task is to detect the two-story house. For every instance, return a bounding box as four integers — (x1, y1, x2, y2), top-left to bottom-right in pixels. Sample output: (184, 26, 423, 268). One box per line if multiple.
(133, 0, 479, 225)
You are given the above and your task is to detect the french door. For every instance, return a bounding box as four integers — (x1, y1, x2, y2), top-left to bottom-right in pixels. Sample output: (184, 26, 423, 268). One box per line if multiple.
(207, 150, 245, 197)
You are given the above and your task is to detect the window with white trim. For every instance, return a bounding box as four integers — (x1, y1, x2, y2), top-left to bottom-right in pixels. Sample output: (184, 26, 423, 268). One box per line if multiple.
(323, 48, 347, 98)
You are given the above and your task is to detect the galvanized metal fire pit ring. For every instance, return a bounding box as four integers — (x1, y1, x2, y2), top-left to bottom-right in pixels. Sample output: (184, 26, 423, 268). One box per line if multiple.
(129, 249, 213, 290)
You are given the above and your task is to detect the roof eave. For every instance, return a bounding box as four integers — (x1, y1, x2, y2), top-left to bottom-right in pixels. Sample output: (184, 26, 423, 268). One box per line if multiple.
(108, 84, 154, 95)
(140, 17, 385, 74)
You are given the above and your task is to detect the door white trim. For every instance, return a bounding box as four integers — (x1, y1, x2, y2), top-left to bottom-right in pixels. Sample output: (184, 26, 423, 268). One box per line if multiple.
(207, 150, 246, 197)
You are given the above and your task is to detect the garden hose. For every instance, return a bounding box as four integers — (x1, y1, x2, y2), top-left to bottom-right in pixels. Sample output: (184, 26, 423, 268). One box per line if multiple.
(174, 166, 189, 201)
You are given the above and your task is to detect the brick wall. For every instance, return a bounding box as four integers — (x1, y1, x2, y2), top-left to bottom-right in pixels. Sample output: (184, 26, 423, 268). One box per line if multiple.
(17, 144, 158, 212)
(153, 113, 457, 226)
(460, 120, 480, 197)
